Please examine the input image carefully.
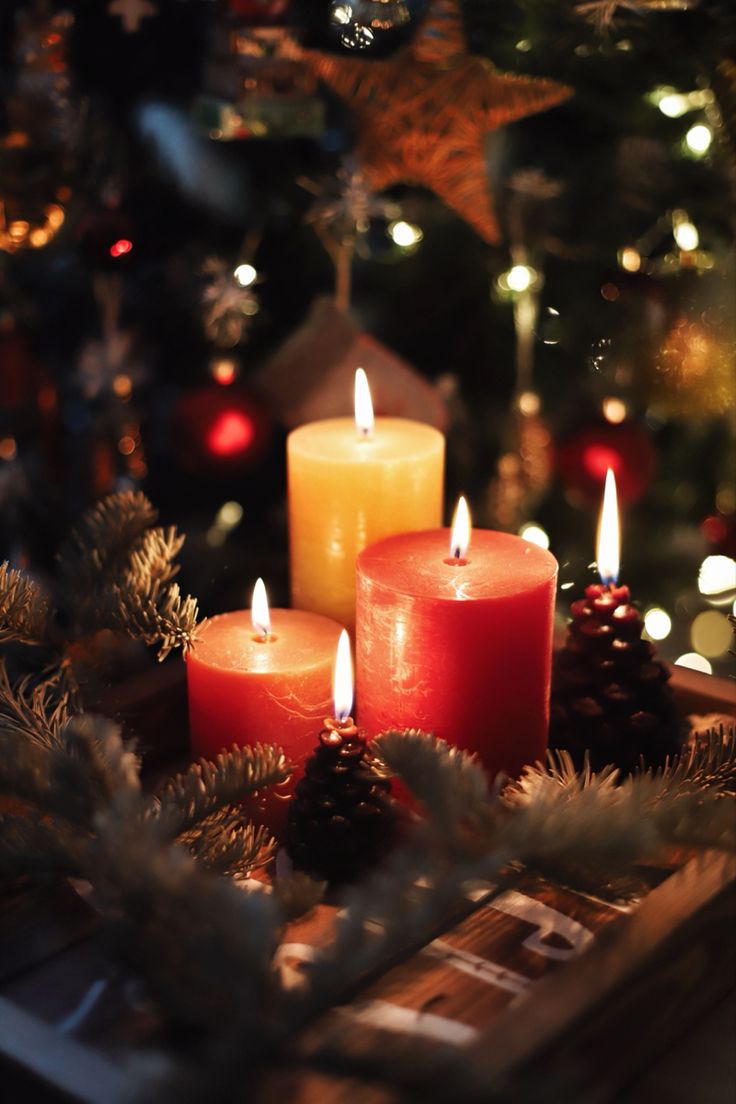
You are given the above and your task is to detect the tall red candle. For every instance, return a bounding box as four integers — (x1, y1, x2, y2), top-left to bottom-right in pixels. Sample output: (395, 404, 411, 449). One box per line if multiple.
(186, 581, 343, 830)
(356, 504, 558, 778)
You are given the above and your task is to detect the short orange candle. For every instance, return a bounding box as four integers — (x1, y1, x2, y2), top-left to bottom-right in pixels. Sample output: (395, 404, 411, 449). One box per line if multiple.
(186, 580, 343, 830)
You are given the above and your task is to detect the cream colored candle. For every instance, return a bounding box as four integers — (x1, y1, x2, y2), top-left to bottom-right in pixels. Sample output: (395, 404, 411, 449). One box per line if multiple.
(287, 370, 444, 630)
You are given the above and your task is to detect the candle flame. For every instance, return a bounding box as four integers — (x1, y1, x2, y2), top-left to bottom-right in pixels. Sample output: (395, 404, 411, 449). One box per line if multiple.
(450, 495, 471, 560)
(333, 629, 353, 722)
(251, 577, 271, 637)
(596, 469, 620, 586)
(354, 368, 374, 438)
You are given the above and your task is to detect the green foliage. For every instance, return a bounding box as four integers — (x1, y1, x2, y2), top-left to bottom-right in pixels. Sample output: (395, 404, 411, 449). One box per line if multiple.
(58, 491, 199, 660)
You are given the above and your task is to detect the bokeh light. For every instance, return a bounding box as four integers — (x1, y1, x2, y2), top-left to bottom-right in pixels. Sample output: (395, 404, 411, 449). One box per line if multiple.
(685, 124, 712, 154)
(644, 607, 672, 641)
(698, 555, 736, 605)
(675, 652, 713, 674)
(690, 610, 732, 657)
(519, 522, 550, 550)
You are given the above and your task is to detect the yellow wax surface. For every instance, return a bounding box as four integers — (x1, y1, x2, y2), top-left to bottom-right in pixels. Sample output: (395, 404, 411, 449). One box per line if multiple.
(288, 417, 444, 629)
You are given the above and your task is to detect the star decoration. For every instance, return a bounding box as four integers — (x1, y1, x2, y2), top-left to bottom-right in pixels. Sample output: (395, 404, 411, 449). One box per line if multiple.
(294, 0, 572, 242)
(107, 0, 158, 34)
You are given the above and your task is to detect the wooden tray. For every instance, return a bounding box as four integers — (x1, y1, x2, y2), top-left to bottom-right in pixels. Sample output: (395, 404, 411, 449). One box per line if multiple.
(1, 667, 734, 1104)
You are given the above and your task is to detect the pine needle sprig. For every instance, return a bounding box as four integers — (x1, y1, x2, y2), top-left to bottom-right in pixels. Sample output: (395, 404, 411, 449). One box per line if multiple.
(0, 813, 87, 883)
(372, 729, 491, 838)
(654, 724, 736, 796)
(57, 491, 157, 600)
(59, 714, 141, 814)
(0, 660, 70, 750)
(110, 576, 200, 661)
(0, 561, 50, 645)
(57, 492, 199, 660)
(149, 744, 291, 841)
(178, 806, 275, 878)
(92, 821, 281, 1039)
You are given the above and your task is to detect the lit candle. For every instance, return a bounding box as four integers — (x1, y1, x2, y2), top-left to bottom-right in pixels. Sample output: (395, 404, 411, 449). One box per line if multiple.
(286, 629, 396, 884)
(549, 469, 679, 774)
(356, 498, 558, 778)
(287, 368, 444, 631)
(186, 579, 343, 829)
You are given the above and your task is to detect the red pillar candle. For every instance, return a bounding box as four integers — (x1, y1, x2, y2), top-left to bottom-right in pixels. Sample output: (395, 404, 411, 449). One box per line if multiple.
(186, 580, 343, 829)
(355, 499, 558, 778)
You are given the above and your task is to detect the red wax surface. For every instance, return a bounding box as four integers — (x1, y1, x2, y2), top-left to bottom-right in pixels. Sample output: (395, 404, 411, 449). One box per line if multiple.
(187, 609, 342, 830)
(356, 529, 558, 779)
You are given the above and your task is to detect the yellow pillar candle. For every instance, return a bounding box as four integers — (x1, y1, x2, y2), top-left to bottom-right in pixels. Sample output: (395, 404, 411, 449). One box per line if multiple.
(288, 369, 445, 630)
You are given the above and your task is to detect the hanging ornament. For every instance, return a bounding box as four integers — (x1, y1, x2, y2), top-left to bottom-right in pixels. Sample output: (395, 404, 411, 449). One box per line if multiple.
(226, 0, 292, 18)
(575, 0, 695, 33)
(107, 0, 159, 35)
(256, 295, 447, 429)
(487, 401, 553, 531)
(288, 0, 571, 242)
(201, 258, 260, 347)
(196, 6, 324, 141)
(557, 419, 656, 507)
(171, 384, 272, 477)
(648, 314, 735, 419)
(300, 159, 398, 311)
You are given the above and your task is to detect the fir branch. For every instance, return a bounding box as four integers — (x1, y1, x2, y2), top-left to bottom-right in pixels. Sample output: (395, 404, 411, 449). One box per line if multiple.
(58, 490, 157, 601)
(373, 729, 491, 838)
(111, 574, 199, 662)
(150, 744, 290, 841)
(57, 492, 199, 660)
(657, 724, 736, 796)
(179, 807, 275, 878)
(0, 660, 70, 750)
(93, 820, 281, 1038)
(0, 561, 50, 645)
(59, 714, 141, 815)
(0, 813, 87, 883)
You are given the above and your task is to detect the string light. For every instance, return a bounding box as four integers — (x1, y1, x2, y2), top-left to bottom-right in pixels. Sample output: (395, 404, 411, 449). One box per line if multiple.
(691, 610, 732, 658)
(698, 554, 736, 605)
(506, 264, 534, 292)
(233, 263, 257, 287)
(673, 216, 699, 252)
(657, 92, 689, 118)
(619, 246, 641, 273)
(684, 123, 712, 156)
(602, 397, 627, 424)
(388, 220, 423, 248)
(675, 652, 713, 675)
(643, 607, 672, 641)
(519, 522, 550, 550)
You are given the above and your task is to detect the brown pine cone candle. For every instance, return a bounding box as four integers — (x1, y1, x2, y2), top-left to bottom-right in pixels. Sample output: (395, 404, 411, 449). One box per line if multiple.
(550, 583, 684, 775)
(286, 716, 396, 885)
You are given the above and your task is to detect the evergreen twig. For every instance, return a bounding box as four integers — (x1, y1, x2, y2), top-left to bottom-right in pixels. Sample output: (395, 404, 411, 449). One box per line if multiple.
(149, 744, 290, 840)
(0, 659, 69, 750)
(0, 561, 49, 645)
(179, 806, 275, 877)
(57, 492, 199, 660)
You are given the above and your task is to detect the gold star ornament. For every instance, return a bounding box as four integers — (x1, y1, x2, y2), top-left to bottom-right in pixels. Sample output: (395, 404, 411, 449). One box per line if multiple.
(296, 0, 572, 243)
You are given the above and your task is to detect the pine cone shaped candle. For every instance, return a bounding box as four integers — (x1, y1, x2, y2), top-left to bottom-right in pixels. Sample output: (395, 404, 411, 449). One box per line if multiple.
(286, 716, 396, 884)
(551, 469, 683, 776)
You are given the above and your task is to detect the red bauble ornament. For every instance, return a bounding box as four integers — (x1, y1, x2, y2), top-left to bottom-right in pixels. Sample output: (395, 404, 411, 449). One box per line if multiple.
(556, 420, 656, 506)
(226, 0, 291, 19)
(171, 384, 271, 476)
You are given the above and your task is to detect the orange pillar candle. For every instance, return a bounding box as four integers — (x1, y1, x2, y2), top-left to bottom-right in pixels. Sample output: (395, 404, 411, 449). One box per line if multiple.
(186, 580, 343, 825)
(288, 369, 444, 631)
(356, 499, 558, 779)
